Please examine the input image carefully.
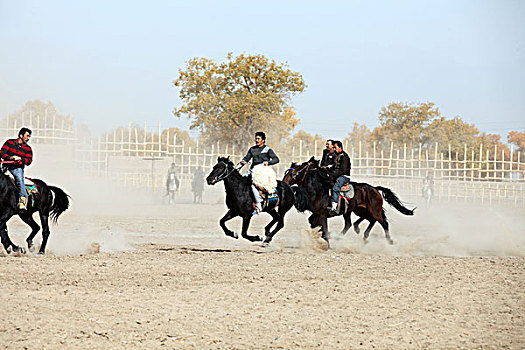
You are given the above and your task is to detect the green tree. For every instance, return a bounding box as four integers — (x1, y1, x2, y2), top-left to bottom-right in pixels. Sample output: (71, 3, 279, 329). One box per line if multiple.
(374, 102, 441, 149)
(173, 53, 306, 150)
(425, 116, 480, 156)
(344, 122, 372, 153)
(507, 131, 525, 159)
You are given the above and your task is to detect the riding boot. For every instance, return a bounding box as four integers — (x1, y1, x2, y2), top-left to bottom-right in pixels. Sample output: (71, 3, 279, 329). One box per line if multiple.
(327, 201, 338, 214)
(18, 197, 27, 210)
(253, 202, 262, 215)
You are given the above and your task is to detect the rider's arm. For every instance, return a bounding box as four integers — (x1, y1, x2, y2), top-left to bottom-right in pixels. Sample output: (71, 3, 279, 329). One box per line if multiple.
(0, 141, 11, 160)
(267, 148, 279, 165)
(241, 148, 252, 165)
(21, 147, 32, 166)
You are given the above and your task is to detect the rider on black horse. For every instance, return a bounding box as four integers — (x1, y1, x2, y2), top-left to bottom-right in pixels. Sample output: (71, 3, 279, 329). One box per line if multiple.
(327, 140, 351, 214)
(1, 127, 33, 210)
(237, 131, 279, 214)
(320, 139, 336, 169)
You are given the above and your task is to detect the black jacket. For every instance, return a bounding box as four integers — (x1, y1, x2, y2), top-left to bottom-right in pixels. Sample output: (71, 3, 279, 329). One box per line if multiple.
(331, 151, 351, 179)
(321, 149, 336, 168)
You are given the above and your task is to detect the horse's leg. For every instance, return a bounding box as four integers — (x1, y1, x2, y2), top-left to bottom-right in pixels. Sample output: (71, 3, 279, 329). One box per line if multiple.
(263, 209, 278, 242)
(353, 217, 365, 234)
(378, 210, 393, 245)
(219, 210, 239, 239)
(263, 209, 286, 245)
(19, 211, 40, 253)
(320, 215, 330, 242)
(362, 220, 376, 242)
(241, 215, 261, 242)
(38, 213, 51, 254)
(0, 221, 24, 254)
(341, 212, 352, 235)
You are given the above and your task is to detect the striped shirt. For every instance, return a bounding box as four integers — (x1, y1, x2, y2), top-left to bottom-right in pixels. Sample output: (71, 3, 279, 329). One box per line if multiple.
(1, 139, 33, 168)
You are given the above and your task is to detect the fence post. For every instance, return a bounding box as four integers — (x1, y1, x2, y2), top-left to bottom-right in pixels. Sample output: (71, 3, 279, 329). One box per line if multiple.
(479, 144, 483, 180)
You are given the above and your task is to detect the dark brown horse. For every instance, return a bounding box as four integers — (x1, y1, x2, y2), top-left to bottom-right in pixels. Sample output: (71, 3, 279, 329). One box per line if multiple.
(283, 158, 414, 244)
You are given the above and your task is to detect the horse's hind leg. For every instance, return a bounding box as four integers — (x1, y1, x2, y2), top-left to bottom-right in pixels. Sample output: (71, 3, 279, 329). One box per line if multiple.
(379, 210, 393, 245)
(19, 212, 40, 253)
(38, 213, 51, 254)
(353, 217, 365, 234)
(362, 220, 376, 242)
(241, 215, 261, 242)
(220, 210, 238, 239)
(341, 212, 352, 235)
(263, 209, 286, 245)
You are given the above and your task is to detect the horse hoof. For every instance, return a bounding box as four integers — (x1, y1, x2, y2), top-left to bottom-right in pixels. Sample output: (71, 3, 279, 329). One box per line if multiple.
(387, 239, 394, 245)
(226, 231, 238, 239)
(27, 242, 35, 253)
(262, 242, 270, 247)
(6, 246, 12, 254)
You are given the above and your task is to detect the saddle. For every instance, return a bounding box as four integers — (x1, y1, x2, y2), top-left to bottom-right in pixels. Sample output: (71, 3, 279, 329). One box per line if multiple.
(334, 177, 356, 215)
(3, 169, 39, 196)
(254, 184, 279, 210)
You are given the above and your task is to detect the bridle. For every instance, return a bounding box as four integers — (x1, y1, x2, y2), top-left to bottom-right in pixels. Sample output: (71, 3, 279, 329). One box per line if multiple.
(213, 161, 235, 183)
(285, 162, 312, 185)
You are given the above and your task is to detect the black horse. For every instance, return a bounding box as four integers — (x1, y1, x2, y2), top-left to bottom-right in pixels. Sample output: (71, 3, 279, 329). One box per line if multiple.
(283, 158, 414, 244)
(0, 170, 70, 254)
(207, 157, 296, 245)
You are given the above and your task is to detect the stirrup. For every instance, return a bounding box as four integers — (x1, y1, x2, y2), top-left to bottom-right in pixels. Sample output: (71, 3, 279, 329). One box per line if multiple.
(18, 197, 27, 210)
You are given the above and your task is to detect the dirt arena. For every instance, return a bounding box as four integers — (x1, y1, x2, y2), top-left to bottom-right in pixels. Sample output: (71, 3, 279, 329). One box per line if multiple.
(1, 179, 524, 349)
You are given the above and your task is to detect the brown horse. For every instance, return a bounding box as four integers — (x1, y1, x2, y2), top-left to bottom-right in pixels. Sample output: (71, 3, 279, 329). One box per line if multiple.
(283, 158, 414, 244)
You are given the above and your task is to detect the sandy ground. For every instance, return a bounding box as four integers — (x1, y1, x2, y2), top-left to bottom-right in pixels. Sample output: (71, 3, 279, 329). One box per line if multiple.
(1, 186, 524, 349)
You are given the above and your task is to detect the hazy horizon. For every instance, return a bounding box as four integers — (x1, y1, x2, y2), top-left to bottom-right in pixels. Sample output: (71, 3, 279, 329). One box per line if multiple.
(1, 0, 524, 141)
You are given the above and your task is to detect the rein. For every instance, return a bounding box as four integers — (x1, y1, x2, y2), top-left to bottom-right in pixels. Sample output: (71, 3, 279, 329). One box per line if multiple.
(288, 162, 313, 185)
(215, 162, 235, 182)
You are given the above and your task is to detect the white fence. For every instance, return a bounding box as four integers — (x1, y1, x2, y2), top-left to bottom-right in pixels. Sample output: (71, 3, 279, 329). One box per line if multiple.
(1, 120, 523, 207)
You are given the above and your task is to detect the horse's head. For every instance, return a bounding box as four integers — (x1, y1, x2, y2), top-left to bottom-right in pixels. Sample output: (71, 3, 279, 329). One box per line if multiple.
(207, 156, 235, 185)
(282, 161, 311, 185)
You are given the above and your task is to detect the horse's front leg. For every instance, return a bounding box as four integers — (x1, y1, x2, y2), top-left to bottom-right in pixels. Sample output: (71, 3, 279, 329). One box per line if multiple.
(241, 215, 262, 242)
(319, 215, 330, 242)
(219, 210, 238, 239)
(0, 222, 25, 254)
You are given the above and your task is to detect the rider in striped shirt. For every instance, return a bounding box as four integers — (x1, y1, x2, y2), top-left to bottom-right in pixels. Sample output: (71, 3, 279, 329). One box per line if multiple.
(1, 128, 33, 210)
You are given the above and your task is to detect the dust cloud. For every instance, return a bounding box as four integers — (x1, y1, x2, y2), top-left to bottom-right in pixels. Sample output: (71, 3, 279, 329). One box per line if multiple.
(326, 201, 525, 258)
(4, 143, 524, 258)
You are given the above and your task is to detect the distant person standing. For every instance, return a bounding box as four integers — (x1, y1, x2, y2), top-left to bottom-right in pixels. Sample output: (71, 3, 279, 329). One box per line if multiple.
(1, 128, 33, 210)
(166, 163, 179, 204)
(191, 166, 205, 203)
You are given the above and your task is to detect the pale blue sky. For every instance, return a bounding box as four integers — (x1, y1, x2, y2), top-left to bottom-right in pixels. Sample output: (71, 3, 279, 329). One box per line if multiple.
(1, 0, 524, 141)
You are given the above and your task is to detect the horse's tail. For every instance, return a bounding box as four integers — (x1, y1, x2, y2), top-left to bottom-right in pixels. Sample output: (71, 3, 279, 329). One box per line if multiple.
(375, 186, 415, 216)
(48, 186, 71, 223)
(292, 185, 312, 212)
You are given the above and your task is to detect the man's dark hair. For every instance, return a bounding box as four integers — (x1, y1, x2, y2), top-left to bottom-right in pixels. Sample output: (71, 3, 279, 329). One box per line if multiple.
(255, 131, 266, 141)
(333, 140, 343, 149)
(327, 139, 334, 144)
(19, 127, 32, 138)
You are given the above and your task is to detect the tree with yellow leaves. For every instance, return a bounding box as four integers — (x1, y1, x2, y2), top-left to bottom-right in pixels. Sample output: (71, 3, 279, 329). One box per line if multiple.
(173, 53, 306, 150)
